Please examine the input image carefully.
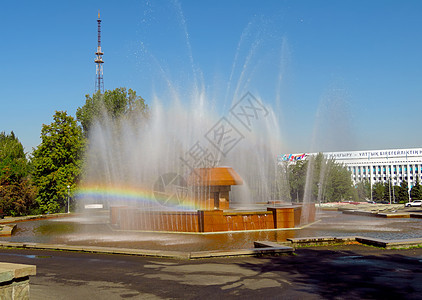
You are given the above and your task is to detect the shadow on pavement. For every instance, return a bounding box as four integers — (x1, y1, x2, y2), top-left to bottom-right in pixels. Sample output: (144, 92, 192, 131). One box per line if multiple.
(234, 248, 422, 299)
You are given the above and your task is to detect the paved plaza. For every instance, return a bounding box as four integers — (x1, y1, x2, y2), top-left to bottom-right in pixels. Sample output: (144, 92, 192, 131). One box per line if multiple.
(0, 208, 421, 299)
(0, 245, 421, 299)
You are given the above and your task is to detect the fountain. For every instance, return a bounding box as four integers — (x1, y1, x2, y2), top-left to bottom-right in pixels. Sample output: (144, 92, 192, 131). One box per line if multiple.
(73, 3, 317, 235)
(106, 166, 315, 232)
(77, 101, 316, 234)
(74, 85, 317, 234)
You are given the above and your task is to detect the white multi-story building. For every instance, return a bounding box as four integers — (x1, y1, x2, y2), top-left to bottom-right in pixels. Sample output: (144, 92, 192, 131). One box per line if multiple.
(279, 148, 422, 191)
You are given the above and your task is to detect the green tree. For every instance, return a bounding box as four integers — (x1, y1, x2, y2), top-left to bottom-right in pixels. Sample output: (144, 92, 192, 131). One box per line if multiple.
(372, 182, 385, 202)
(355, 180, 371, 201)
(31, 111, 85, 213)
(397, 179, 409, 203)
(287, 153, 354, 203)
(288, 160, 307, 202)
(76, 88, 149, 134)
(0, 132, 37, 215)
(323, 161, 354, 202)
(0, 131, 28, 181)
(383, 181, 392, 202)
(410, 177, 422, 200)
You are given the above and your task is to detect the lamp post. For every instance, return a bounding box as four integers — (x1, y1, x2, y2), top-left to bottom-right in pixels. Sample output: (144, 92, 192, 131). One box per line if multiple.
(67, 185, 70, 214)
(392, 176, 396, 203)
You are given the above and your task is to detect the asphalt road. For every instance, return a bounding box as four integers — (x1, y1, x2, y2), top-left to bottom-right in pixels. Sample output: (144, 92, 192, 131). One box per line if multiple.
(0, 245, 422, 299)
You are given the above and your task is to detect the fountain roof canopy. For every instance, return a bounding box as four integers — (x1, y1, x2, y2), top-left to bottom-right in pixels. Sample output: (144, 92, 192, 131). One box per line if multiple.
(188, 167, 243, 186)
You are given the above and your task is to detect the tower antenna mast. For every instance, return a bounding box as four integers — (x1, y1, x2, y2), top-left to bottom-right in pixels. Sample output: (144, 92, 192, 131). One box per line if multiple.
(94, 10, 104, 93)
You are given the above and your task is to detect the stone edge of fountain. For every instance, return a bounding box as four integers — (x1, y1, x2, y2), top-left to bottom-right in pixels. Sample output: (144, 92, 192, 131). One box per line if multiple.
(0, 235, 421, 259)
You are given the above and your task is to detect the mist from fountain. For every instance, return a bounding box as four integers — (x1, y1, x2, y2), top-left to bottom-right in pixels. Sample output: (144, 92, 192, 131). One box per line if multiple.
(300, 88, 356, 223)
(76, 4, 304, 231)
(78, 87, 287, 215)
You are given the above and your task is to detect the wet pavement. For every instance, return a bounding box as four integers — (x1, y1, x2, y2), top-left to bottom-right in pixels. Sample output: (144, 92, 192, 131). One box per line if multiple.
(0, 208, 421, 298)
(1, 210, 422, 251)
(0, 244, 421, 299)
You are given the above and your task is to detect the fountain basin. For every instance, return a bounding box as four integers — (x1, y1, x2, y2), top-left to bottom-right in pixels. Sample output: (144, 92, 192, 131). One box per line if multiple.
(110, 203, 315, 233)
(106, 167, 315, 233)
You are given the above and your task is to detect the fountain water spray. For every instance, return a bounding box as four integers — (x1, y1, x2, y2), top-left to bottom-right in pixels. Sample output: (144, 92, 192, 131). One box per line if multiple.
(76, 3, 316, 231)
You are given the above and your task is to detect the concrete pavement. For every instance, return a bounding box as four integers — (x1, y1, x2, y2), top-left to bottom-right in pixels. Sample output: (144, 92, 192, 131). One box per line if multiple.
(0, 245, 421, 299)
(0, 213, 71, 225)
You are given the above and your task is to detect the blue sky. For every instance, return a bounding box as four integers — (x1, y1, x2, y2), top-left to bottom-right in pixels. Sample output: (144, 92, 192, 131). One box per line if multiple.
(1, 0, 422, 154)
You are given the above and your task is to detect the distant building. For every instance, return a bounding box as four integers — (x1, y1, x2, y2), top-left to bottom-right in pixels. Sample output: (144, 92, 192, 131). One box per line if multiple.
(279, 148, 422, 191)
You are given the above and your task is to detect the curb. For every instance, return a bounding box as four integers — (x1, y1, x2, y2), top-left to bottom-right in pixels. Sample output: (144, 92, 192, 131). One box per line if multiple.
(0, 235, 420, 260)
(0, 213, 73, 225)
(0, 241, 294, 260)
(287, 236, 422, 249)
(0, 224, 16, 237)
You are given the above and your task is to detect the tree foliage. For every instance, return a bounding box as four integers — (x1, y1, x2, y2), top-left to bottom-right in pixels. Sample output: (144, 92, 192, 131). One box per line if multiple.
(0, 177, 36, 216)
(355, 180, 371, 201)
(323, 160, 354, 202)
(31, 111, 85, 213)
(383, 181, 392, 202)
(0, 131, 27, 181)
(371, 181, 402, 203)
(287, 160, 307, 202)
(397, 180, 409, 202)
(287, 153, 354, 203)
(372, 182, 384, 202)
(0, 132, 36, 215)
(76, 88, 149, 134)
(410, 177, 422, 200)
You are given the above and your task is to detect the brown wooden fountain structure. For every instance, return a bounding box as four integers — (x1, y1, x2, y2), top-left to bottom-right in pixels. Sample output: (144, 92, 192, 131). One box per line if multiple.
(110, 167, 315, 232)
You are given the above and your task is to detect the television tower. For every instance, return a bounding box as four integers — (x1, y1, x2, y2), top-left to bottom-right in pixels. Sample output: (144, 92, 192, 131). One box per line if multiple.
(94, 11, 104, 93)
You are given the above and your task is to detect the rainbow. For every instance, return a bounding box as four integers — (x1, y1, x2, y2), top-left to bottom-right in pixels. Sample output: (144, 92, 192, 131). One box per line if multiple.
(75, 184, 207, 211)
